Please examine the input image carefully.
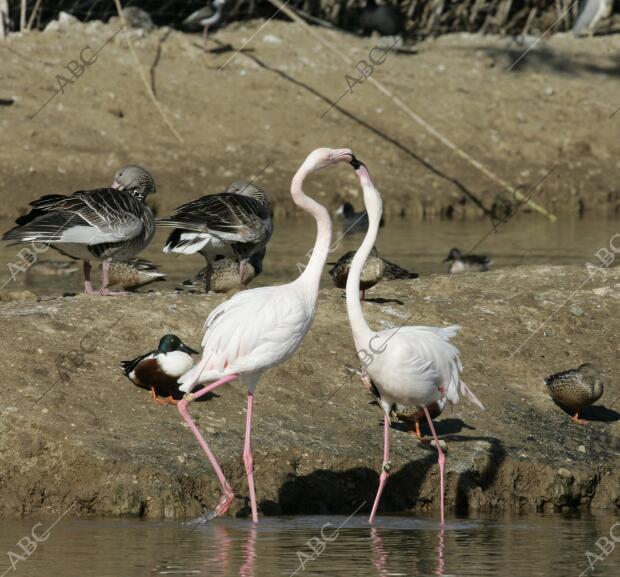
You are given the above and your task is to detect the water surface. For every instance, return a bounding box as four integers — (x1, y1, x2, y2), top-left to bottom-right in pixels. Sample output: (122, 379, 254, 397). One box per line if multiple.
(0, 215, 617, 296)
(0, 512, 617, 576)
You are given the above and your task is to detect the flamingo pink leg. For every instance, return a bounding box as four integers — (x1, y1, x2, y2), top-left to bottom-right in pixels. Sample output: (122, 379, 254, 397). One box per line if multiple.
(178, 374, 239, 520)
(243, 391, 258, 522)
(369, 414, 391, 524)
(424, 406, 445, 525)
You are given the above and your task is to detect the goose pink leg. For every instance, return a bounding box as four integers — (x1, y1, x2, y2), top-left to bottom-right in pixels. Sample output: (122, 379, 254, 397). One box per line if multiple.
(369, 414, 391, 524)
(83, 261, 98, 294)
(424, 406, 445, 525)
(243, 391, 258, 522)
(99, 260, 128, 296)
(178, 374, 239, 520)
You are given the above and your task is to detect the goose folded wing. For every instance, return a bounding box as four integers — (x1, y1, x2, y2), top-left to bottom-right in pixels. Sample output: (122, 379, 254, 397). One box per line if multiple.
(4, 189, 144, 244)
(159, 193, 269, 243)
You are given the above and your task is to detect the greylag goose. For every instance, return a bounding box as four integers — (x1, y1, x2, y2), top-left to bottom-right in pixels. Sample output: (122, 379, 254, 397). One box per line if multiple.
(328, 247, 417, 299)
(158, 180, 272, 283)
(182, 249, 264, 294)
(443, 248, 492, 273)
(2, 165, 156, 296)
(544, 363, 604, 425)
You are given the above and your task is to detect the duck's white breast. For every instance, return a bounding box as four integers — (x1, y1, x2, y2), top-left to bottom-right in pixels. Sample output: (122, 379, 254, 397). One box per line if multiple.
(157, 351, 194, 377)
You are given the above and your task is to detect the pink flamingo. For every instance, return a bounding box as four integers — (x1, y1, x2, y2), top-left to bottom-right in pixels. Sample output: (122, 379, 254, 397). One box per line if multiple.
(177, 148, 356, 523)
(345, 160, 484, 524)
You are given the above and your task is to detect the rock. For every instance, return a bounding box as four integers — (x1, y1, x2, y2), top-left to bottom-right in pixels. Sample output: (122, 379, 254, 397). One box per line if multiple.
(577, 445, 586, 453)
(569, 304, 584, 317)
(557, 468, 573, 478)
(44, 11, 80, 32)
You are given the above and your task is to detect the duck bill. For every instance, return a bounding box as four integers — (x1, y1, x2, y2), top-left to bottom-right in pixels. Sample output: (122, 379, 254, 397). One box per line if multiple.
(111, 180, 123, 190)
(180, 343, 199, 355)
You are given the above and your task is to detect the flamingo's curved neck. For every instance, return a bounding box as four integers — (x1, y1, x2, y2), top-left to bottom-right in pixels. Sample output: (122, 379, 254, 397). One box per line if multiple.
(345, 166, 380, 347)
(291, 165, 332, 297)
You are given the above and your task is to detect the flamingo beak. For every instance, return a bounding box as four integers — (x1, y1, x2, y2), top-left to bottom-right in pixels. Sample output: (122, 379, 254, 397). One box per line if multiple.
(331, 148, 354, 164)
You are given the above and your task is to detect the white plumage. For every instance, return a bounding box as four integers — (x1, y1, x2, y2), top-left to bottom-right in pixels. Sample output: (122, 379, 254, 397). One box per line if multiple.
(179, 284, 313, 392)
(344, 161, 483, 525)
(176, 148, 357, 524)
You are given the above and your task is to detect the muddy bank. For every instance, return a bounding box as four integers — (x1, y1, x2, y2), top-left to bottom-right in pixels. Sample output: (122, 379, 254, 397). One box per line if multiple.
(1, 20, 619, 221)
(0, 264, 618, 519)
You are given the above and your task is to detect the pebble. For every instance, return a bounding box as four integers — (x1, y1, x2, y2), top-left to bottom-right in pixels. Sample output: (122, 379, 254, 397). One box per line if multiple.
(431, 439, 447, 451)
(569, 304, 584, 317)
(557, 467, 573, 478)
(577, 445, 586, 453)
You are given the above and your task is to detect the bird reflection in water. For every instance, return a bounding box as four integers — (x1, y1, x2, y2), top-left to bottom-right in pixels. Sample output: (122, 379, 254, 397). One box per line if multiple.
(239, 527, 257, 577)
(370, 526, 446, 576)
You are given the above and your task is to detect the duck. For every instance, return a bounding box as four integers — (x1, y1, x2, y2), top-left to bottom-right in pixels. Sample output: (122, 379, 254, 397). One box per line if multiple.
(394, 399, 447, 440)
(335, 201, 384, 234)
(103, 258, 166, 291)
(182, 249, 264, 294)
(328, 247, 417, 300)
(359, 368, 447, 440)
(2, 165, 156, 296)
(121, 334, 199, 405)
(360, 0, 403, 37)
(443, 248, 492, 273)
(544, 363, 604, 425)
(158, 180, 272, 284)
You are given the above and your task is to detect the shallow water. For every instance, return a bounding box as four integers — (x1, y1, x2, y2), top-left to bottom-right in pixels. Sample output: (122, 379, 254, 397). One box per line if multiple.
(0, 215, 617, 295)
(0, 512, 618, 576)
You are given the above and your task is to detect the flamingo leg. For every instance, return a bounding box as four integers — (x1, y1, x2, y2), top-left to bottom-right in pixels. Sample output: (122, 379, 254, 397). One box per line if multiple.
(369, 414, 391, 524)
(243, 391, 258, 522)
(423, 406, 445, 525)
(177, 374, 239, 520)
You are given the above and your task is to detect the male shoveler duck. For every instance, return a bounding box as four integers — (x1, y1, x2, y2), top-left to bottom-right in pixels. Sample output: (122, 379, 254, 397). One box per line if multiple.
(158, 180, 272, 284)
(443, 248, 492, 274)
(394, 399, 447, 440)
(335, 201, 384, 235)
(104, 258, 166, 291)
(182, 249, 264, 294)
(121, 334, 199, 405)
(544, 363, 604, 425)
(2, 165, 156, 296)
(359, 367, 446, 440)
(328, 247, 417, 300)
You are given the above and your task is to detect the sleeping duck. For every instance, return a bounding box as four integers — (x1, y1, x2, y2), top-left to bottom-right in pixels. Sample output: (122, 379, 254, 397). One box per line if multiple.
(121, 334, 198, 405)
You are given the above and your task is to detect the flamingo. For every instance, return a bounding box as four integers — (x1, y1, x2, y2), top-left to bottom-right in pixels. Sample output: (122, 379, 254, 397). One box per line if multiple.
(345, 160, 484, 524)
(176, 148, 356, 523)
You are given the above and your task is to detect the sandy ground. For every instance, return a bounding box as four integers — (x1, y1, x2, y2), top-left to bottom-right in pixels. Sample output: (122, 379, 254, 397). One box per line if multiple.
(0, 19, 619, 222)
(0, 265, 618, 519)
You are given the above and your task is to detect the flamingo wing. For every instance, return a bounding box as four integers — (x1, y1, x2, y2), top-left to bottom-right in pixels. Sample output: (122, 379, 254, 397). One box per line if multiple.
(179, 285, 309, 391)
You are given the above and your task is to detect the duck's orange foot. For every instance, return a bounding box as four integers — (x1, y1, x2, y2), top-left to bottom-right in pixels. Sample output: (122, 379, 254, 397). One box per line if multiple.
(149, 388, 169, 406)
(571, 413, 587, 425)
